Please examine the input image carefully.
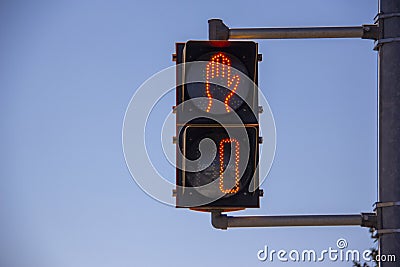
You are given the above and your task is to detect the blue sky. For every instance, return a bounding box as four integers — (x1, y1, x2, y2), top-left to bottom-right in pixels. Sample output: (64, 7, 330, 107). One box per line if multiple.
(1, 1, 378, 266)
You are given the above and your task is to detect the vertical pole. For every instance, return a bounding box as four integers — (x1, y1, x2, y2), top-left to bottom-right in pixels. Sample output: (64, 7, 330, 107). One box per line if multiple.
(378, 0, 400, 266)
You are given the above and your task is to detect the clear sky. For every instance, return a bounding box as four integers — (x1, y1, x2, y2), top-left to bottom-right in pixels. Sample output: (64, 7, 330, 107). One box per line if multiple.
(1, 1, 378, 266)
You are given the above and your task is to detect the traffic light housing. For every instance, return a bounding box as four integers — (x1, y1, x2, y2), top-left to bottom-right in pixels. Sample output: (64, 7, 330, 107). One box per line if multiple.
(175, 41, 261, 210)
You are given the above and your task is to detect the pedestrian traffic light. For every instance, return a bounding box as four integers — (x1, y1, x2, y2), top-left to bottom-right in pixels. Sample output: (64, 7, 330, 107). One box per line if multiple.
(174, 41, 262, 211)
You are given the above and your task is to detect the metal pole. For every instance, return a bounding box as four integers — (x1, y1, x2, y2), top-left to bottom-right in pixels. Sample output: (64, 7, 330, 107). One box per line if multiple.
(208, 19, 378, 40)
(377, 0, 400, 266)
(229, 26, 364, 39)
(211, 212, 376, 230)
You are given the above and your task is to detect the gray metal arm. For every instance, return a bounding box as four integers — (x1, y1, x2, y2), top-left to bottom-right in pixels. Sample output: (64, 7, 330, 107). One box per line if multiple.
(211, 211, 377, 230)
(208, 19, 378, 40)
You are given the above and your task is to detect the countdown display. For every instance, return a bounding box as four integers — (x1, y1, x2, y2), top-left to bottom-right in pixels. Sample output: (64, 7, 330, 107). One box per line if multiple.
(178, 124, 258, 204)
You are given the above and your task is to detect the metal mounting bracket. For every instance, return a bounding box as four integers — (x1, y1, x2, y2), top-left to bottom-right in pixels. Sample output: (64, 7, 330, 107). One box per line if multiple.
(208, 19, 378, 41)
(211, 211, 376, 230)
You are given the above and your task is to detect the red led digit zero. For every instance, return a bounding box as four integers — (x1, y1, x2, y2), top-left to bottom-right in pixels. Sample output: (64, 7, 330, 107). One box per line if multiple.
(205, 52, 241, 113)
(219, 138, 240, 194)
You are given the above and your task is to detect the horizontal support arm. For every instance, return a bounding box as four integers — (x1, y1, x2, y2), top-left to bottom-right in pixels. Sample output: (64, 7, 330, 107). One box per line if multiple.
(211, 211, 377, 230)
(208, 19, 378, 40)
(230, 26, 363, 39)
